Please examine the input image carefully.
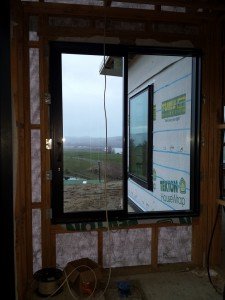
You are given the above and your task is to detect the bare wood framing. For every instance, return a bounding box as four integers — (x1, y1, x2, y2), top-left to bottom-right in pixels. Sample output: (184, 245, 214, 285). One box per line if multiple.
(191, 22, 209, 266)
(13, 6, 35, 298)
(22, 2, 214, 24)
(28, 41, 39, 48)
(218, 124, 225, 129)
(23, 13, 35, 284)
(206, 20, 222, 265)
(151, 226, 158, 270)
(40, 29, 50, 268)
(218, 199, 225, 206)
(13, 2, 225, 299)
(13, 13, 29, 300)
(39, 24, 202, 43)
(98, 230, 104, 267)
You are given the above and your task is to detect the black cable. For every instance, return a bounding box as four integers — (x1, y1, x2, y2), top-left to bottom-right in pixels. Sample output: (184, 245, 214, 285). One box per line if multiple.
(219, 130, 224, 200)
(206, 113, 224, 295)
(206, 204, 222, 295)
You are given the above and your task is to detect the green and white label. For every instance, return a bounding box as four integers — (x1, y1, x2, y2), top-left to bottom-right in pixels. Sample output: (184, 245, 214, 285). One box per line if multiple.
(161, 94, 186, 119)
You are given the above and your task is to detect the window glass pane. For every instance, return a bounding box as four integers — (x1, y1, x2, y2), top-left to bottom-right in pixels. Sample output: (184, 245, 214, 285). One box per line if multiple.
(128, 55, 193, 213)
(62, 54, 123, 213)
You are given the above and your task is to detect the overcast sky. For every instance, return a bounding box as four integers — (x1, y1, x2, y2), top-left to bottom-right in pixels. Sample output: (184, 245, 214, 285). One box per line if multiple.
(62, 54, 123, 138)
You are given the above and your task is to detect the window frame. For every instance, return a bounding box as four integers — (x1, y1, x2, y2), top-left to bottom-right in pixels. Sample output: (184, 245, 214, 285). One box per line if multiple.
(128, 84, 154, 191)
(49, 41, 128, 224)
(49, 42, 201, 224)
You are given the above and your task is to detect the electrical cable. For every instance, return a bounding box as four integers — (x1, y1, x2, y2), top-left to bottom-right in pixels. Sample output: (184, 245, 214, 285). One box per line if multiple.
(44, 264, 97, 299)
(100, 12, 113, 297)
(206, 132, 223, 295)
(206, 112, 224, 295)
(64, 265, 97, 300)
(219, 129, 224, 200)
(206, 204, 222, 295)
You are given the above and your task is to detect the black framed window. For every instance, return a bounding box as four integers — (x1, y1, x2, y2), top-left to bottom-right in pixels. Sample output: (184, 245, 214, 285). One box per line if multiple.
(49, 42, 127, 223)
(129, 85, 153, 190)
(49, 42, 201, 223)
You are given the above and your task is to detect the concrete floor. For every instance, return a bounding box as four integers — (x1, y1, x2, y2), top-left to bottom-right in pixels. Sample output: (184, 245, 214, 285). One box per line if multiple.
(31, 268, 224, 300)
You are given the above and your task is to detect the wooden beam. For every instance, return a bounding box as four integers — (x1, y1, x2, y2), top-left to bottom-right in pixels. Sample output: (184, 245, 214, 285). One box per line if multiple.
(191, 21, 209, 266)
(39, 24, 202, 44)
(217, 199, 225, 206)
(218, 123, 225, 129)
(12, 3, 32, 298)
(22, 2, 213, 24)
(205, 19, 222, 266)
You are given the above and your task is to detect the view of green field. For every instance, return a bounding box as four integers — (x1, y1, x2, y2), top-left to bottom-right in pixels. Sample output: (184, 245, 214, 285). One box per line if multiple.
(63, 149, 122, 181)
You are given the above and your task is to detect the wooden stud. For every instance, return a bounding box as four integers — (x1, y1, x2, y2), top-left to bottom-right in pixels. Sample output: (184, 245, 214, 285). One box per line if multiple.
(208, 20, 223, 265)
(217, 199, 225, 206)
(13, 13, 29, 300)
(98, 230, 104, 268)
(39, 14, 55, 268)
(191, 21, 209, 266)
(218, 124, 225, 129)
(21, 12, 35, 286)
(39, 23, 201, 43)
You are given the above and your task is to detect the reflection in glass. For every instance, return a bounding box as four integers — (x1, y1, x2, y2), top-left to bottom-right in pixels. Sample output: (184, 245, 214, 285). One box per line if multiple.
(129, 87, 149, 182)
(128, 54, 193, 213)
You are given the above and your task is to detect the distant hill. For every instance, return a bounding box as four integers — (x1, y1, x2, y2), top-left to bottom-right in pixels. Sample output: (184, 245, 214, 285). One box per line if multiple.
(64, 136, 122, 148)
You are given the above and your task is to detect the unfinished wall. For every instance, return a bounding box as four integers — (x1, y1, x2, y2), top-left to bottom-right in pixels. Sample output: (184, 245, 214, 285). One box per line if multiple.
(12, 1, 223, 299)
(30, 47, 192, 274)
